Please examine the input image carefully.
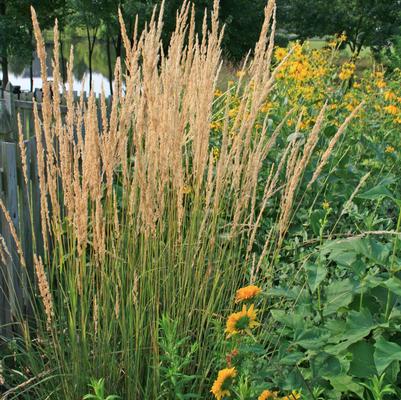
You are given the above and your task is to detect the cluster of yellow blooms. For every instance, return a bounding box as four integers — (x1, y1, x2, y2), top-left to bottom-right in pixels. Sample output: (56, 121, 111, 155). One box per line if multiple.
(210, 285, 301, 400)
(338, 62, 356, 81)
(259, 389, 301, 400)
(212, 40, 400, 156)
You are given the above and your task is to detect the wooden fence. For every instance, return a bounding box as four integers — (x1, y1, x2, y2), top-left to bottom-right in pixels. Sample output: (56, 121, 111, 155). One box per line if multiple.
(0, 83, 68, 337)
(0, 83, 109, 337)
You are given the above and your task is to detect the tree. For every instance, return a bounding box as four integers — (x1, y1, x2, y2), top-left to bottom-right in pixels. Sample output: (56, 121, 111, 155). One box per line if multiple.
(277, 0, 401, 57)
(69, 0, 107, 91)
(0, 0, 31, 89)
(220, 0, 266, 61)
(0, 0, 66, 90)
(100, 0, 155, 95)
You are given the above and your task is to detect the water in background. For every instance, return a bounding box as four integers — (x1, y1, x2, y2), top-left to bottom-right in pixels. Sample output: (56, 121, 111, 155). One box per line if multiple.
(0, 37, 113, 97)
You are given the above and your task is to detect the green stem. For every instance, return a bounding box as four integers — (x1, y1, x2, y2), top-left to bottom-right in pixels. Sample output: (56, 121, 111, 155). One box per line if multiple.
(385, 206, 401, 320)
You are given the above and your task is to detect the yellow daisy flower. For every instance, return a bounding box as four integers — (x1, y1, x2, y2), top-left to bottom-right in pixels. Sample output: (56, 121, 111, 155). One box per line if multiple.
(322, 200, 330, 210)
(384, 105, 399, 115)
(282, 390, 301, 400)
(182, 184, 192, 195)
(274, 47, 287, 62)
(384, 91, 396, 101)
(338, 62, 355, 81)
(235, 285, 261, 303)
(385, 145, 395, 153)
(226, 304, 259, 337)
(259, 389, 278, 400)
(210, 367, 237, 400)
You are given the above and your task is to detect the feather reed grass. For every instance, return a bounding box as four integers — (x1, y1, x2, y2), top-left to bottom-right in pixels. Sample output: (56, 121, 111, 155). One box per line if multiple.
(1, 1, 362, 398)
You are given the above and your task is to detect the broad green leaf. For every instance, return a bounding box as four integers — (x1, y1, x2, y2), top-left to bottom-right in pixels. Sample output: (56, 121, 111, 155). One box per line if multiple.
(294, 327, 331, 350)
(305, 263, 327, 293)
(328, 375, 363, 397)
(310, 210, 325, 236)
(312, 352, 342, 378)
(326, 310, 377, 354)
(279, 351, 305, 365)
(268, 286, 300, 299)
(324, 279, 354, 316)
(270, 310, 304, 329)
(367, 239, 391, 265)
(358, 185, 394, 200)
(348, 341, 377, 378)
(374, 337, 401, 375)
(383, 277, 401, 296)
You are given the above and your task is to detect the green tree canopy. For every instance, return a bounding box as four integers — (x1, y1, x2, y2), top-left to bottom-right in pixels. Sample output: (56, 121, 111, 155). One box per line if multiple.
(277, 0, 401, 56)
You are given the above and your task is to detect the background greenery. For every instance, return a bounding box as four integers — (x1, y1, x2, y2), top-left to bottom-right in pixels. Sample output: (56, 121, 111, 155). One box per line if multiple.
(2, 0, 401, 91)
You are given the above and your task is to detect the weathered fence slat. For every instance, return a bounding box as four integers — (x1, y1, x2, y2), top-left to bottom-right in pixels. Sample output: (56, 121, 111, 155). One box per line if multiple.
(0, 83, 109, 337)
(0, 142, 23, 332)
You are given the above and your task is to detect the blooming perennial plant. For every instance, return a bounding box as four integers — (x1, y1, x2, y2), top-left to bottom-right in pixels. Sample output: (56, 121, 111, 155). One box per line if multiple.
(211, 286, 302, 400)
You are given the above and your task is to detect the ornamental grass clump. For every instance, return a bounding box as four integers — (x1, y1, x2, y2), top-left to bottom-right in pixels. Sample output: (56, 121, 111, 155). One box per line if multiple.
(0, 0, 363, 398)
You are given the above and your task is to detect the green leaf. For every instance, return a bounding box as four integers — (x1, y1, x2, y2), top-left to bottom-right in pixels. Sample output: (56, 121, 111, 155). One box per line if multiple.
(294, 327, 331, 350)
(279, 351, 306, 365)
(312, 352, 342, 378)
(305, 263, 327, 293)
(374, 337, 401, 375)
(310, 210, 325, 236)
(348, 341, 378, 378)
(383, 277, 401, 296)
(270, 310, 304, 329)
(326, 310, 377, 354)
(328, 375, 363, 396)
(324, 279, 354, 316)
(358, 185, 394, 200)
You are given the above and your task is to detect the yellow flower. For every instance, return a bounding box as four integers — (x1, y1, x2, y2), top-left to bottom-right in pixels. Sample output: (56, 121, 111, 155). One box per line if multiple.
(236, 70, 246, 78)
(339, 32, 347, 42)
(213, 147, 220, 161)
(226, 304, 259, 337)
(210, 367, 237, 400)
(210, 121, 223, 131)
(338, 62, 355, 81)
(384, 91, 396, 101)
(385, 145, 395, 153)
(260, 102, 273, 113)
(352, 82, 361, 89)
(281, 390, 301, 400)
(322, 200, 330, 210)
(328, 39, 337, 48)
(214, 89, 223, 97)
(384, 105, 399, 115)
(274, 47, 287, 62)
(235, 285, 261, 303)
(182, 184, 192, 195)
(228, 107, 239, 118)
(259, 389, 278, 400)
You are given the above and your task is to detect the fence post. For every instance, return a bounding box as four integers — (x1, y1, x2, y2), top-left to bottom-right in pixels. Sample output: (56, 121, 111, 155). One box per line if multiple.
(4, 83, 17, 142)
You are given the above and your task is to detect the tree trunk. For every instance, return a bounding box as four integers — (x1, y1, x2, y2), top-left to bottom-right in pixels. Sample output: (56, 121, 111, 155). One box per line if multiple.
(29, 29, 33, 91)
(86, 26, 98, 92)
(106, 36, 113, 96)
(0, 0, 8, 90)
(87, 26, 93, 92)
(1, 56, 9, 90)
(30, 59, 33, 92)
(116, 32, 122, 59)
(60, 34, 67, 84)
